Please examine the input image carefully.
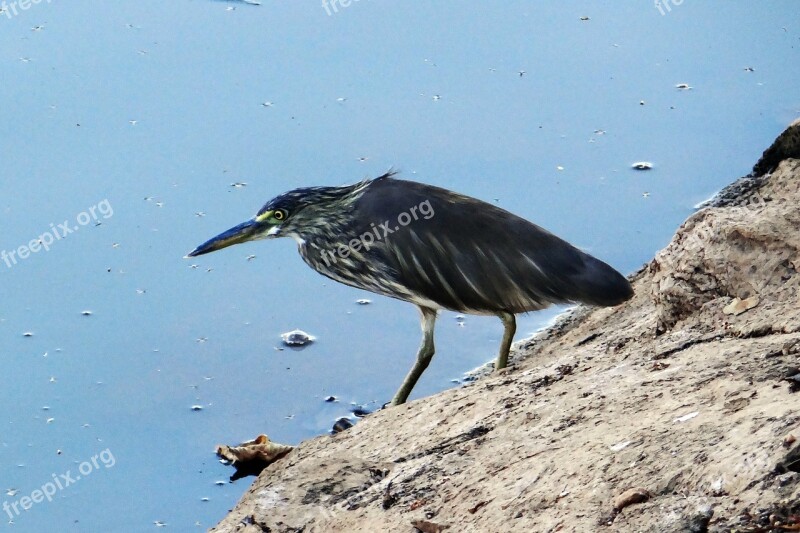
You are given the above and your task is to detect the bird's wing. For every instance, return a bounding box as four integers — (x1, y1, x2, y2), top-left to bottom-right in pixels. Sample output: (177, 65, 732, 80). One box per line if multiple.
(352, 177, 631, 313)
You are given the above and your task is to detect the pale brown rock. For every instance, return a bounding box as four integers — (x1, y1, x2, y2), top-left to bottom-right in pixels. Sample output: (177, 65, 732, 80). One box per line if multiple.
(612, 488, 651, 511)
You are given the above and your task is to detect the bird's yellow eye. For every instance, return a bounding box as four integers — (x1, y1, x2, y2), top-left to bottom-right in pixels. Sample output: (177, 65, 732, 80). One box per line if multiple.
(273, 209, 287, 221)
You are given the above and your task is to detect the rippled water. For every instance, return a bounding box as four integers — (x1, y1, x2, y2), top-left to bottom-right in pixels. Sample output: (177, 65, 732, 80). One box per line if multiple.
(1, 1, 798, 530)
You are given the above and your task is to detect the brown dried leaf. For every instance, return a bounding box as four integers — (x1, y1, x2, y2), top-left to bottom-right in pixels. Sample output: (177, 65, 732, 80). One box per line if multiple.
(216, 434, 293, 466)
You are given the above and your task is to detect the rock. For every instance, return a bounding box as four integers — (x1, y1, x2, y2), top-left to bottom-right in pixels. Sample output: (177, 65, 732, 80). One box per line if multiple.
(722, 296, 760, 316)
(680, 507, 713, 533)
(753, 117, 800, 176)
(332, 417, 354, 433)
(411, 520, 450, 533)
(612, 487, 651, 511)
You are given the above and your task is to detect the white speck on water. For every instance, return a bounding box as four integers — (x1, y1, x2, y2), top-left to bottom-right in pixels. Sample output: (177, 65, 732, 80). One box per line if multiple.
(81, 310, 93, 316)
(675, 83, 692, 90)
(190, 405, 203, 412)
(356, 299, 371, 305)
(632, 161, 653, 170)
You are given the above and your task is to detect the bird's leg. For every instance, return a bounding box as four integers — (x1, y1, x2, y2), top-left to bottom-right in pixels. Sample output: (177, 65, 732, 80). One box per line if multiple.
(391, 307, 437, 406)
(495, 311, 516, 370)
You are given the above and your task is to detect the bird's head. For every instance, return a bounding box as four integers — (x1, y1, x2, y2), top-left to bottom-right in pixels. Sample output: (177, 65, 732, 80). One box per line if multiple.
(186, 180, 371, 258)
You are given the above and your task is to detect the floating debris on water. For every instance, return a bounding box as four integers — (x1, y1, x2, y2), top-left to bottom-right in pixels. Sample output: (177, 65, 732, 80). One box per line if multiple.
(191, 405, 204, 412)
(230, 182, 247, 188)
(356, 299, 371, 305)
(631, 161, 653, 170)
(23, 332, 33, 337)
(324, 396, 338, 403)
(281, 329, 315, 347)
(81, 310, 93, 316)
(675, 83, 692, 90)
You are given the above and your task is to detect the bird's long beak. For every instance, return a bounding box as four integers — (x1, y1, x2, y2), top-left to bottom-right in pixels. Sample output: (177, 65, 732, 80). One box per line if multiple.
(185, 219, 261, 257)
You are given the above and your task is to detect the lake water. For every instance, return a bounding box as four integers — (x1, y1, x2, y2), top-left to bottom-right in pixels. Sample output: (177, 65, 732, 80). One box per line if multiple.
(1, 1, 798, 530)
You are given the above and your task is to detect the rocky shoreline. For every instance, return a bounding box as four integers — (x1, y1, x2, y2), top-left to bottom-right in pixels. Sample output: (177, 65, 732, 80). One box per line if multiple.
(211, 121, 800, 533)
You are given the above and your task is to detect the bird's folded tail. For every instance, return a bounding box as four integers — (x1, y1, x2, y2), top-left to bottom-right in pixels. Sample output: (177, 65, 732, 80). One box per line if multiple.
(566, 253, 633, 307)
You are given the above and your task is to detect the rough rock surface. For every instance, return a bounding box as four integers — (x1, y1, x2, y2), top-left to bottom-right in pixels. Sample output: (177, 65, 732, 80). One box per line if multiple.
(212, 130, 800, 533)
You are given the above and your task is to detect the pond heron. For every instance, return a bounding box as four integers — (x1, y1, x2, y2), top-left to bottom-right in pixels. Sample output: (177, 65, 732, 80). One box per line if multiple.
(187, 172, 633, 405)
